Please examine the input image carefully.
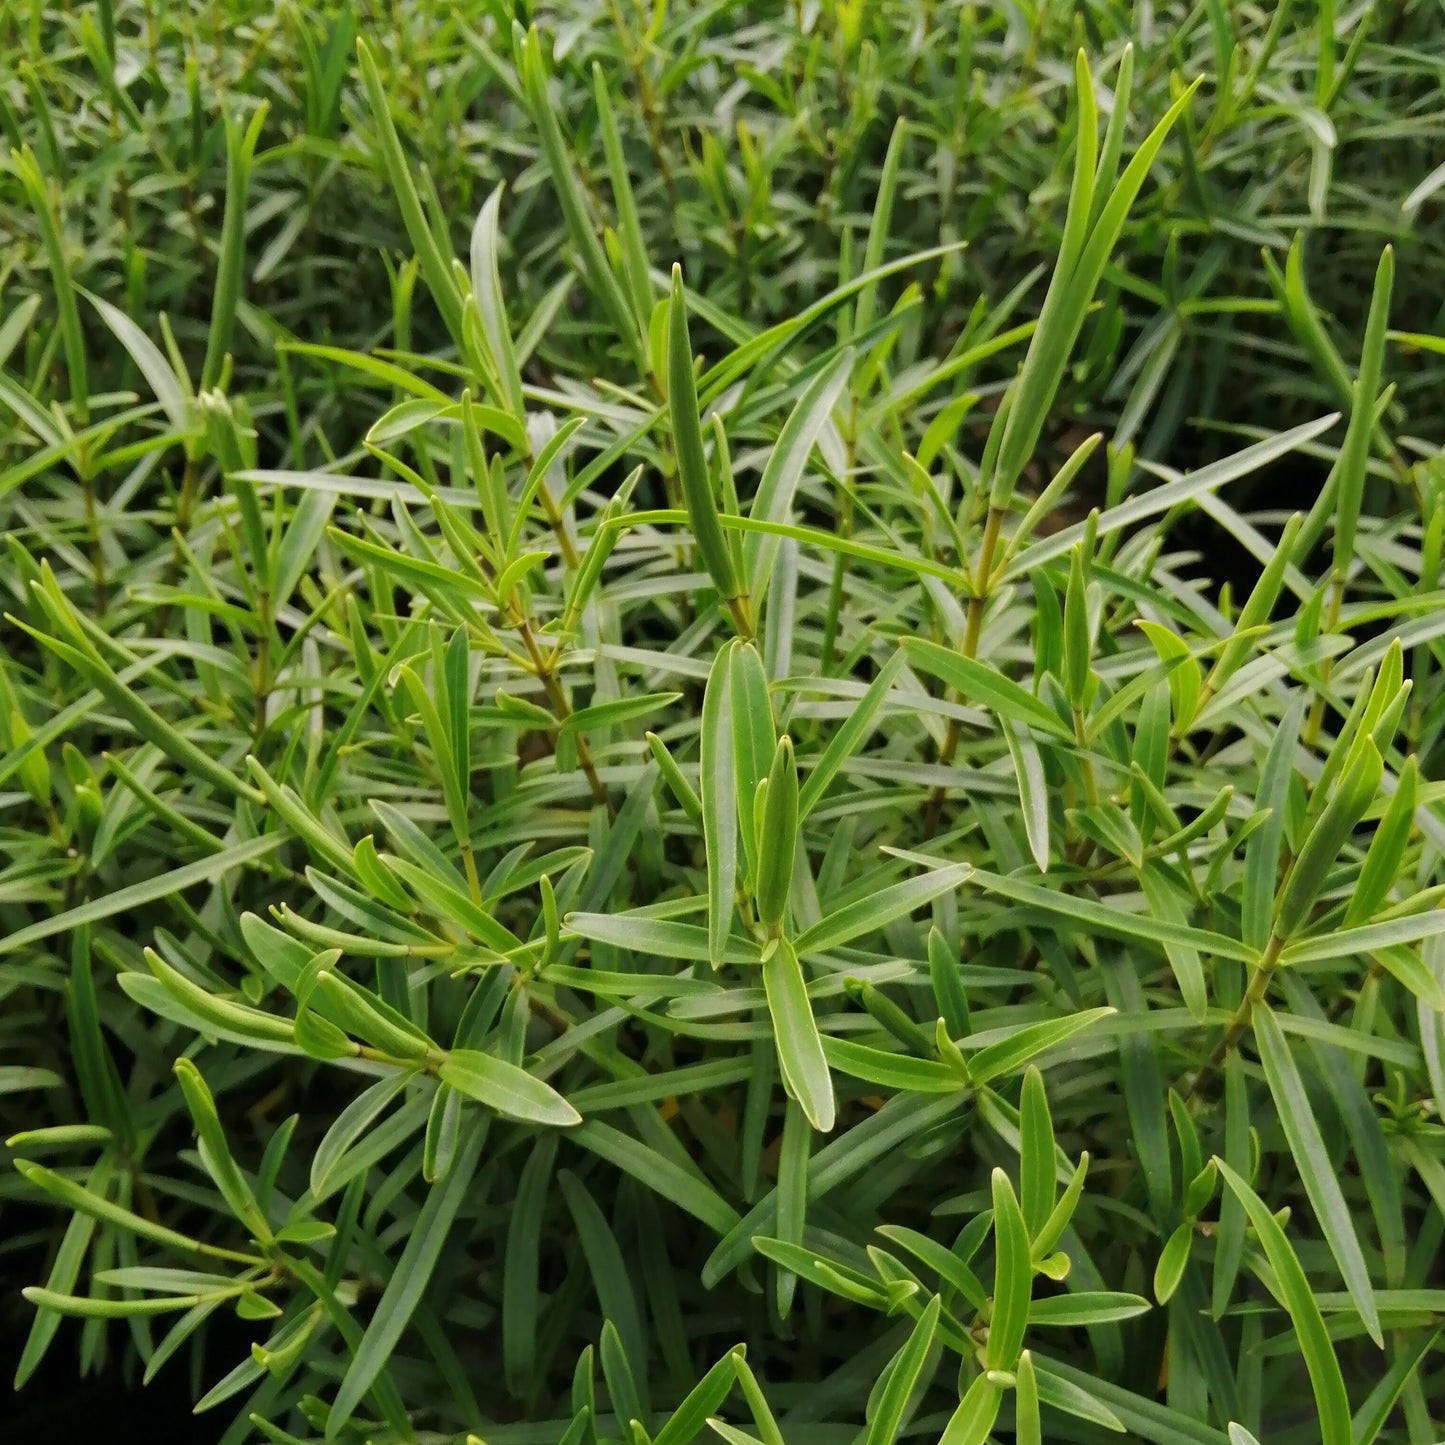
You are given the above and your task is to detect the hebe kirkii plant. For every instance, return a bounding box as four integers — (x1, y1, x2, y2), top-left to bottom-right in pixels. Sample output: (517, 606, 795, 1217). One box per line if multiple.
(3, 8, 1445, 1445)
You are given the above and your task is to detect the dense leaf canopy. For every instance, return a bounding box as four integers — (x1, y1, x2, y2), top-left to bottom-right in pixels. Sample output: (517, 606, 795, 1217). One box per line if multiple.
(3, 4, 1445, 1445)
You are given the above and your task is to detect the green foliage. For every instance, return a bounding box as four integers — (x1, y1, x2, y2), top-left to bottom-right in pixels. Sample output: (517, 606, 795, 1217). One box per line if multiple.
(3, 2, 1445, 1444)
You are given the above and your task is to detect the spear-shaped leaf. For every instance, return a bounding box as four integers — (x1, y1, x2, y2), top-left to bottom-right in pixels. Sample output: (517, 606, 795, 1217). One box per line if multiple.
(1252, 1004, 1380, 1345)
(763, 937, 835, 1132)
(702, 640, 740, 967)
(670, 268, 748, 631)
(1215, 1159, 1351, 1445)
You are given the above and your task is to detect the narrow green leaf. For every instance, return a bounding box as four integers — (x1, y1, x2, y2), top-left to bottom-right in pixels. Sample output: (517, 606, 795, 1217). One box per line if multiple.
(571, 1121, 740, 1236)
(1018, 1068, 1055, 1239)
(730, 640, 775, 882)
(903, 638, 1071, 739)
(966, 868, 1255, 961)
(1275, 740, 1382, 940)
(1215, 1158, 1351, 1445)
(1344, 758, 1417, 925)
(939, 1372, 1002, 1445)
(763, 937, 835, 1133)
(202, 103, 267, 390)
(865, 1294, 940, 1445)
(795, 865, 970, 956)
(1253, 1004, 1380, 1345)
(1002, 716, 1051, 872)
(1349, 1328, 1439, 1445)
(702, 641, 740, 967)
(798, 649, 906, 819)
(14, 1160, 240, 1263)
(328, 1121, 487, 1435)
(439, 1050, 581, 1128)
(746, 350, 852, 601)
(654, 1349, 742, 1445)
(986, 1168, 1031, 1370)
(1332, 249, 1393, 575)
(356, 39, 466, 358)
(503, 1135, 557, 1396)
(559, 692, 682, 739)
(0, 835, 280, 959)
(1155, 1223, 1192, 1306)
(520, 26, 646, 375)
(1028, 1292, 1151, 1326)
(755, 737, 798, 930)
(670, 269, 745, 615)
(1016, 1352, 1042, 1445)
(967, 1009, 1116, 1087)
(310, 1073, 413, 1198)
(85, 291, 192, 435)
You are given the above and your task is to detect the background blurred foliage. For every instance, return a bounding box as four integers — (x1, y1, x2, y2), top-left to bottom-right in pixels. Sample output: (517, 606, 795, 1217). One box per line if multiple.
(3, 0, 1444, 463)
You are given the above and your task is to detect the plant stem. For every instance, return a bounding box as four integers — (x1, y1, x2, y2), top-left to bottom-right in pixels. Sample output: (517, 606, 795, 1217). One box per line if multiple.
(514, 611, 611, 812)
(822, 398, 860, 673)
(923, 502, 1002, 834)
(1191, 932, 1284, 1098)
(252, 591, 272, 740)
(1302, 571, 1345, 753)
(81, 464, 107, 614)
